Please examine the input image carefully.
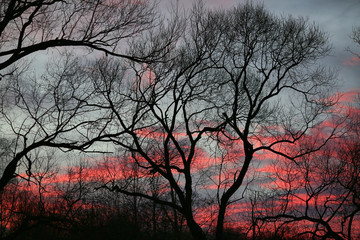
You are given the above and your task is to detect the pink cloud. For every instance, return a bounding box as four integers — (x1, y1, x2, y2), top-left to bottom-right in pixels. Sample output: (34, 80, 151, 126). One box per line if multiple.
(339, 89, 359, 102)
(342, 56, 360, 66)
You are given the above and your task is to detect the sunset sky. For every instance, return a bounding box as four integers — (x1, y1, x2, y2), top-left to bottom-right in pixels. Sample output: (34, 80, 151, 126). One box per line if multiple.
(1, 0, 359, 238)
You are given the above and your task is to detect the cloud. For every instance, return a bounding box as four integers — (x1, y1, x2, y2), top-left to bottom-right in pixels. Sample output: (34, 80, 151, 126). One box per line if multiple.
(5, 88, 359, 237)
(342, 56, 360, 66)
(339, 89, 359, 102)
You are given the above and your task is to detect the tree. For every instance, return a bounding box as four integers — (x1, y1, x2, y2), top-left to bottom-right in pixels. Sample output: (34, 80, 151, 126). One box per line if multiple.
(89, 2, 338, 240)
(0, 0, 158, 75)
(350, 26, 360, 57)
(0, 0, 187, 192)
(0, 54, 109, 191)
(253, 93, 360, 240)
(0, 137, 17, 237)
(352, 26, 360, 44)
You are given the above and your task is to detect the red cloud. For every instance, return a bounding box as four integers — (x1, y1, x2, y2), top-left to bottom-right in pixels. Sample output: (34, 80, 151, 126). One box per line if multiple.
(339, 89, 360, 102)
(342, 56, 360, 66)
(5, 89, 359, 238)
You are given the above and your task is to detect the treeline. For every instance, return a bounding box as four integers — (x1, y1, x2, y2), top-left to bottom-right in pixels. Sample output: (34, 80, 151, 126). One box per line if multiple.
(0, 179, 311, 240)
(1, 177, 187, 240)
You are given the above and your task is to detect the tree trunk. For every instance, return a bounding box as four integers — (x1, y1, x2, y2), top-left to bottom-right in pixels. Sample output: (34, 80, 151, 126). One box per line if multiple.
(152, 201, 157, 235)
(215, 151, 253, 240)
(186, 217, 207, 240)
(0, 153, 24, 192)
(215, 204, 226, 240)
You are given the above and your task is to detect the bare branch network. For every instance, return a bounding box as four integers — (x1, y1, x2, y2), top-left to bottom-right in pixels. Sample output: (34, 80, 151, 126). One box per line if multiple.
(0, 1, 359, 240)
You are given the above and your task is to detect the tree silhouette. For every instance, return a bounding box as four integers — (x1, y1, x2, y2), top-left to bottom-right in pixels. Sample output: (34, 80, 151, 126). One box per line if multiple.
(0, 0, 186, 192)
(350, 26, 360, 58)
(253, 94, 359, 240)
(0, 55, 111, 191)
(1, 1, 354, 240)
(89, 2, 339, 240)
(0, 0, 158, 74)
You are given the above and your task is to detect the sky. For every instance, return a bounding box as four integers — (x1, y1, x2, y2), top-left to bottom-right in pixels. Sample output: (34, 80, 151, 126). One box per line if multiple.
(1, 2, 359, 236)
(161, 0, 360, 92)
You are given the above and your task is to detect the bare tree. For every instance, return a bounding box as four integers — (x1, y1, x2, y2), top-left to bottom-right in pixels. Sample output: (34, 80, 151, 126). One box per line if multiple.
(0, 1, 341, 239)
(0, 0, 187, 192)
(253, 94, 360, 240)
(350, 26, 360, 58)
(88, 2, 339, 240)
(352, 26, 360, 44)
(0, 54, 113, 191)
(202, 3, 338, 239)
(0, 0, 159, 76)
(337, 95, 360, 240)
(0, 137, 17, 237)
